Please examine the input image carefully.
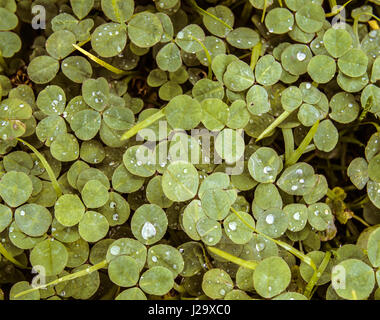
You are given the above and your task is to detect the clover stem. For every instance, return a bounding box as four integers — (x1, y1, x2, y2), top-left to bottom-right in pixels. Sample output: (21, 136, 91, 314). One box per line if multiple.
(173, 282, 187, 294)
(207, 246, 258, 270)
(200, 244, 213, 270)
(230, 207, 317, 271)
(353, 16, 360, 47)
(72, 44, 129, 75)
(17, 138, 63, 198)
(250, 41, 262, 70)
(304, 251, 331, 299)
(120, 108, 166, 141)
(0, 243, 28, 269)
(351, 214, 371, 228)
(189, 35, 213, 79)
(285, 120, 320, 167)
(261, 0, 268, 22)
(282, 128, 294, 164)
(14, 259, 108, 299)
(278, 0, 283, 7)
(256, 110, 292, 142)
(325, 0, 353, 17)
(186, 0, 233, 31)
(327, 0, 337, 12)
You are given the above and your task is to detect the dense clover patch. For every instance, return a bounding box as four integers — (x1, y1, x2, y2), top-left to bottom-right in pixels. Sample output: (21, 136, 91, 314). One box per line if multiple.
(0, 0, 379, 302)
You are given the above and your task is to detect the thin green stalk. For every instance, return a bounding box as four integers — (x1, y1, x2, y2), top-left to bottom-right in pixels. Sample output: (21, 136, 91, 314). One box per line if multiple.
(303, 144, 316, 154)
(17, 138, 62, 198)
(173, 282, 187, 294)
(285, 120, 320, 167)
(230, 208, 317, 271)
(325, 0, 353, 17)
(14, 259, 108, 298)
(350, 12, 380, 47)
(120, 108, 166, 141)
(72, 44, 129, 75)
(328, 0, 337, 11)
(0, 242, 28, 269)
(186, 0, 233, 31)
(304, 251, 331, 299)
(189, 35, 213, 79)
(250, 42, 262, 70)
(282, 128, 294, 164)
(207, 246, 258, 270)
(351, 214, 371, 227)
(261, 0, 268, 22)
(256, 110, 292, 142)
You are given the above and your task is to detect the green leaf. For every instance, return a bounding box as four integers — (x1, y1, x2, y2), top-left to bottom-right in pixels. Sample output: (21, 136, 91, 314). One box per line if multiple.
(332, 259, 375, 300)
(128, 12, 163, 48)
(0, 171, 32, 207)
(223, 60, 255, 92)
(50, 133, 79, 162)
(131, 204, 168, 245)
(27, 56, 60, 84)
(30, 239, 68, 276)
(307, 55, 336, 84)
(265, 8, 294, 34)
(313, 119, 339, 152)
(91, 23, 127, 58)
(70, 0, 94, 19)
(82, 77, 109, 111)
(253, 256, 291, 298)
(101, 0, 134, 22)
(0, 31, 21, 58)
(108, 255, 139, 287)
(323, 28, 353, 58)
(202, 5, 234, 38)
(295, 3, 325, 33)
(62, 56, 93, 83)
(338, 48, 369, 78)
(147, 244, 184, 277)
(255, 55, 282, 86)
(226, 27, 259, 49)
(156, 42, 182, 72)
(202, 268, 234, 299)
(165, 95, 202, 130)
(162, 161, 199, 202)
(37, 85, 66, 116)
(78, 210, 109, 242)
(14, 204, 52, 237)
(248, 147, 282, 183)
(0, 8, 18, 31)
(139, 266, 174, 296)
(46, 30, 76, 60)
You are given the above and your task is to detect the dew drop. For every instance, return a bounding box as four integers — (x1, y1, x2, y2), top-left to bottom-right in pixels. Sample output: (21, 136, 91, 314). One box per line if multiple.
(296, 51, 306, 61)
(228, 221, 237, 231)
(141, 221, 156, 240)
(266, 214, 274, 225)
(110, 245, 120, 255)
